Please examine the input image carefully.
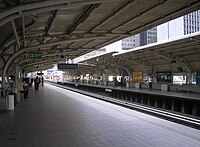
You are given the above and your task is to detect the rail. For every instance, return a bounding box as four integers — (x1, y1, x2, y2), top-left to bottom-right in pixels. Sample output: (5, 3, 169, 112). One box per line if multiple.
(47, 81, 200, 129)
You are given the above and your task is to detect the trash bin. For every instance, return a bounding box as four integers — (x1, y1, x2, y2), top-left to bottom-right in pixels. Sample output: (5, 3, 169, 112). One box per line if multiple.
(7, 95, 14, 110)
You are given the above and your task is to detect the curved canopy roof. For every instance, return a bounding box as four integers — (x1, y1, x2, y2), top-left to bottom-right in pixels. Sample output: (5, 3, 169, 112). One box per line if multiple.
(79, 32, 200, 75)
(0, 0, 200, 74)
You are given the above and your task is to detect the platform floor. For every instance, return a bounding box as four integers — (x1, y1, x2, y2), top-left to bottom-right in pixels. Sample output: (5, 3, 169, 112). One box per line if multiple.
(0, 83, 200, 147)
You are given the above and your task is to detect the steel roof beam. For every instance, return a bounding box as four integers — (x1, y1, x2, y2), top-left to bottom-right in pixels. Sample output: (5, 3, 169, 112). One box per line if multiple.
(25, 64, 54, 73)
(12, 48, 93, 72)
(129, 1, 200, 34)
(1, 56, 6, 64)
(25, 32, 127, 40)
(23, 36, 104, 51)
(11, 20, 21, 49)
(0, 0, 119, 28)
(2, 0, 17, 6)
(2, 36, 103, 57)
(44, 9, 60, 36)
(22, 59, 59, 69)
(1, 32, 124, 56)
(65, 4, 100, 34)
(112, 0, 167, 32)
(153, 51, 192, 74)
(22, 16, 26, 47)
(2, 36, 104, 92)
(89, 0, 135, 32)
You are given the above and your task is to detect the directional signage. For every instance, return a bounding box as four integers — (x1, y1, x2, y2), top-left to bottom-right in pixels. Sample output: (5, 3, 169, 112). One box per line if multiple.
(57, 63, 78, 70)
(37, 72, 44, 76)
(29, 52, 42, 59)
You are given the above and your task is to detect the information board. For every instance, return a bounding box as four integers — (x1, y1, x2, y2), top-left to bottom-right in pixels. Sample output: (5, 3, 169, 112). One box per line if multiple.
(37, 73, 44, 76)
(156, 71, 173, 83)
(57, 63, 78, 70)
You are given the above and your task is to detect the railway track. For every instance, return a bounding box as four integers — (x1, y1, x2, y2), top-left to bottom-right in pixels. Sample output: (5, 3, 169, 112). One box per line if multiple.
(48, 81, 200, 130)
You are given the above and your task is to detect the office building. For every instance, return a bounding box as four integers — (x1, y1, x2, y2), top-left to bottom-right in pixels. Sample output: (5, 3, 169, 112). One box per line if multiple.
(121, 27, 157, 50)
(158, 10, 200, 41)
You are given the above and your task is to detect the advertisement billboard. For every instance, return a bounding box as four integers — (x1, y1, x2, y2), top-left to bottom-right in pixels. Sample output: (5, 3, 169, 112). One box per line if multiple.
(132, 72, 143, 83)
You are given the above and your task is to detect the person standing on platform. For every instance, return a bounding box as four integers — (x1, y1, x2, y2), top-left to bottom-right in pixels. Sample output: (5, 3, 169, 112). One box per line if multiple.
(34, 76, 39, 91)
(114, 77, 117, 86)
(120, 77, 124, 86)
(23, 80, 28, 99)
(41, 76, 44, 87)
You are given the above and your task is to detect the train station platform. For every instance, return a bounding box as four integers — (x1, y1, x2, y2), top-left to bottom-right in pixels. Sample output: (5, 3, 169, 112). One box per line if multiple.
(0, 83, 200, 147)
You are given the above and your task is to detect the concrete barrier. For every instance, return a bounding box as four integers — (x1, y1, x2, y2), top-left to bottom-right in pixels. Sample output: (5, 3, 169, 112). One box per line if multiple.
(135, 83, 141, 89)
(161, 84, 168, 91)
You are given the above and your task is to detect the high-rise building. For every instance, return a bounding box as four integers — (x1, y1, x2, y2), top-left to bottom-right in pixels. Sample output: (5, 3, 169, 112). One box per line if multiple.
(121, 27, 157, 50)
(121, 35, 138, 50)
(183, 10, 200, 35)
(140, 27, 157, 46)
(158, 10, 200, 41)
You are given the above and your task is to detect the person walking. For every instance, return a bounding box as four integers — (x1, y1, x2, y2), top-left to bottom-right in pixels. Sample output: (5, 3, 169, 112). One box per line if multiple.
(41, 76, 44, 87)
(34, 76, 39, 91)
(23, 80, 28, 99)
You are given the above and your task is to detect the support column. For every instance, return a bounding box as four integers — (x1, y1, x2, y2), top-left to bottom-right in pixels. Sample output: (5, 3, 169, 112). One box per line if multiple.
(192, 103, 198, 116)
(154, 98, 158, 107)
(186, 72, 193, 84)
(162, 99, 166, 109)
(171, 99, 175, 111)
(16, 66, 21, 103)
(147, 97, 150, 105)
(102, 73, 108, 86)
(125, 93, 128, 101)
(181, 101, 185, 113)
(141, 96, 144, 104)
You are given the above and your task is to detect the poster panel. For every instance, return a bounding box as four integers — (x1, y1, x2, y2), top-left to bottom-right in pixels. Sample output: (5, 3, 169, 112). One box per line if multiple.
(132, 72, 143, 83)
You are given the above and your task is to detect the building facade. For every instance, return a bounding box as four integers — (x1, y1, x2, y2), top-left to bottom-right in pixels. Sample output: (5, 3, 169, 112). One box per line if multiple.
(183, 10, 200, 35)
(121, 27, 157, 50)
(121, 35, 138, 50)
(140, 27, 157, 46)
(158, 10, 200, 41)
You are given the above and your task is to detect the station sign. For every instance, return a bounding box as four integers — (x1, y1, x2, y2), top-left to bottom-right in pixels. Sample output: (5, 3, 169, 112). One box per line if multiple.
(29, 52, 42, 59)
(37, 73, 44, 76)
(57, 63, 78, 70)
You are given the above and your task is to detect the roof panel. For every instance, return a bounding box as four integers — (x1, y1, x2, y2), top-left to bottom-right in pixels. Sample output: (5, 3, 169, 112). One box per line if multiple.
(0, 0, 200, 72)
